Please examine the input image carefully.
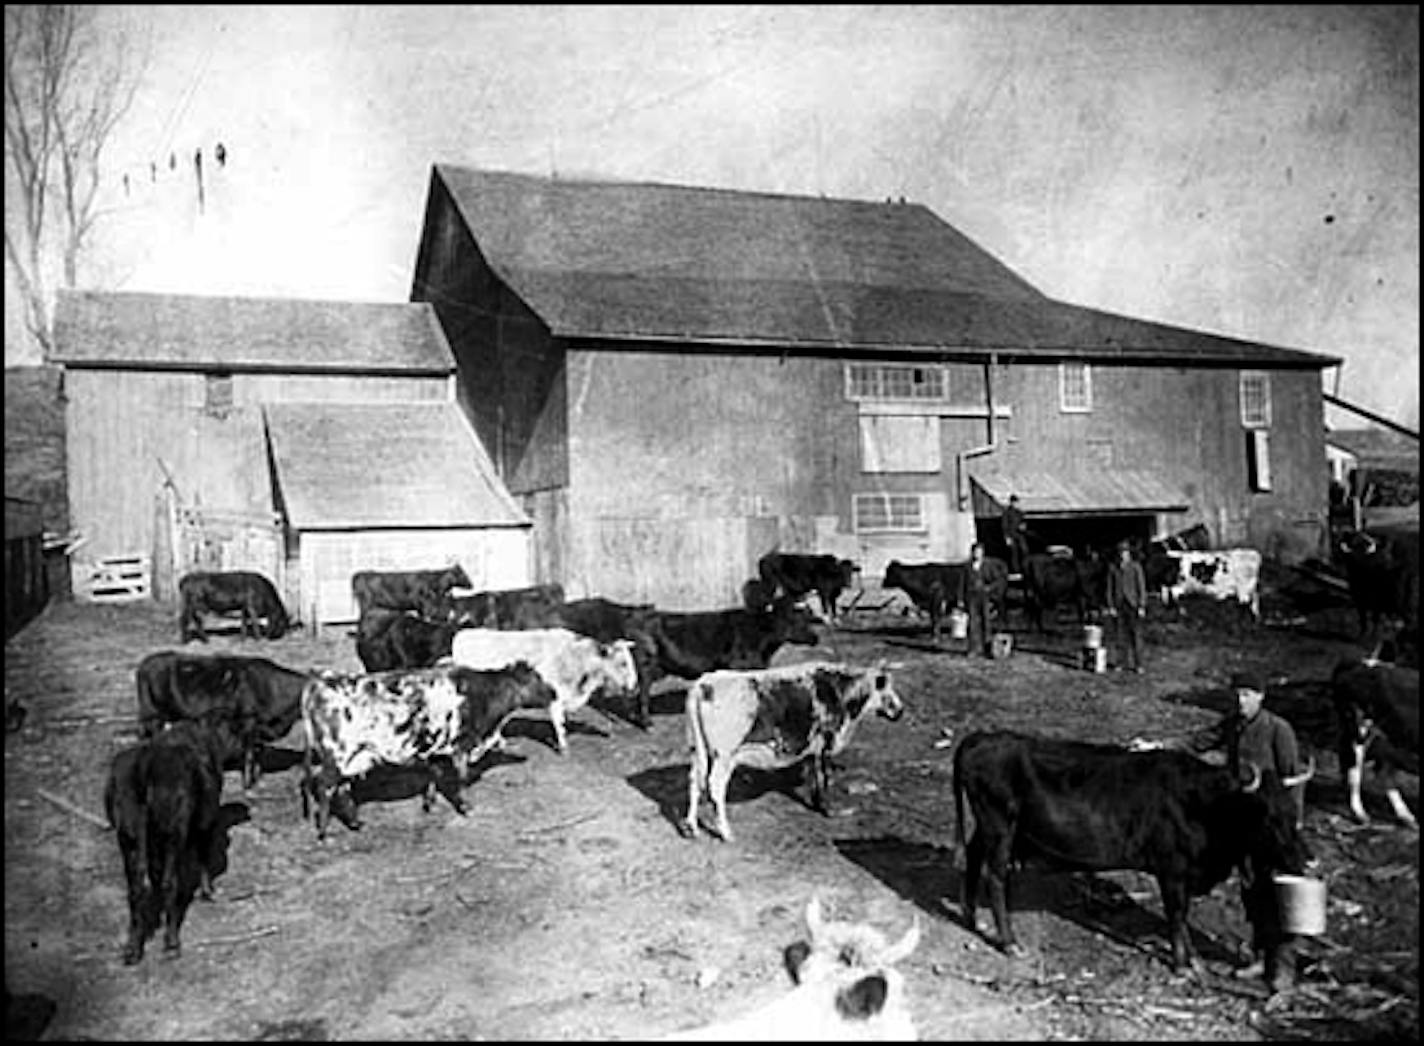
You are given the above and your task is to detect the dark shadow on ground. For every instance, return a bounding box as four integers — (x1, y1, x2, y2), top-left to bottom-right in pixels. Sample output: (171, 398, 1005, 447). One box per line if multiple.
(626, 761, 814, 835)
(504, 714, 608, 752)
(338, 750, 528, 818)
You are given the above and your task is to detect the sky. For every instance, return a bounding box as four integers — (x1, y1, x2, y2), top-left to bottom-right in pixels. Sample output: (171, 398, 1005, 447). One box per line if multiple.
(6, 4, 1419, 431)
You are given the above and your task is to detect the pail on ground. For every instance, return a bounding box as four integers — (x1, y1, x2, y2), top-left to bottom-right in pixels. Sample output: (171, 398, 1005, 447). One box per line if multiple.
(1081, 647, 1107, 673)
(991, 632, 1013, 659)
(1082, 624, 1104, 649)
(1273, 874, 1327, 936)
(948, 608, 968, 641)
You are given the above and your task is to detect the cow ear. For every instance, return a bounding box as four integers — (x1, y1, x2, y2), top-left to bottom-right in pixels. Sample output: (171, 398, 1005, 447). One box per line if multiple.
(783, 940, 811, 986)
(882, 916, 920, 965)
(835, 974, 889, 1021)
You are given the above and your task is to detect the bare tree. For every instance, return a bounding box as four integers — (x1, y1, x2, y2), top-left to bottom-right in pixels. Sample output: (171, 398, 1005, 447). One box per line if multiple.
(4, 5, 146, 357)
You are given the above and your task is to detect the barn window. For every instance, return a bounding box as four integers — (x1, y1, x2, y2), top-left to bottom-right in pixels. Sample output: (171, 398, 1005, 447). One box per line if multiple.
(1239, 371, 1271, 428)
(1058, 361, 1091, 413)
(859, 415, 941, 472)
(853, 492, 926, 533)
(205, 370, 233, 414)
(846, 363, 946, 401)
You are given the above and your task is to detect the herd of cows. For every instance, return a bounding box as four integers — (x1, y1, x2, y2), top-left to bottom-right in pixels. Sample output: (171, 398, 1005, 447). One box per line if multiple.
(93, 532, 1419, 1036)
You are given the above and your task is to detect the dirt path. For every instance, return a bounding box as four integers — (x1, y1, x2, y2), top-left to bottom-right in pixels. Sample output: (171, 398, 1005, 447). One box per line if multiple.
(4, 592, 1418, 1040)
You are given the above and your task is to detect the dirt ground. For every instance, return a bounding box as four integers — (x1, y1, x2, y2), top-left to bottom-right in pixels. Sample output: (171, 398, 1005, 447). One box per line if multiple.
(4, 564, 1418, 1041)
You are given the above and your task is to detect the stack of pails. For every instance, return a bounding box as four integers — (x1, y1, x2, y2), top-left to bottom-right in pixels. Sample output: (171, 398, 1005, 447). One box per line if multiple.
(1082, 624, 1106, 672)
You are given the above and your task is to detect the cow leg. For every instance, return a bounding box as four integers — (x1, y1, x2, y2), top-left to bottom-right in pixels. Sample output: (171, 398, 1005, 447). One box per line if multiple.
(804, 754, 832, 816)
(1382, 769, 1418, 828)
(1346, 746, 1369, 823)
(683, 752, 707, 839)
(550, 703, 569, 755)
(159, 842, 185, 956)
(1157, 876, 1198, 973)
(961, 828, 985, 935)
(707, 757, 737, 842)
(119, 837, 153, 965)
(985, 831, 1023, 957)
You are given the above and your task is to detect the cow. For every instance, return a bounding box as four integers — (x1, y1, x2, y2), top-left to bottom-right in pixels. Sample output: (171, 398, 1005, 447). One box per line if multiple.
(355, 611, 460, 672)
(439, 582, 567, 630)
(663, 896, 921, 1041)
(757, 552, 859, 622)
(135, 651, 311, 792)
(1336, 529, 1420, 641)
(178, 571, 289, 643)
(1143, 547, 1185, 603)
(953, 729, 1314, 975)
(882, 560, 963, 641)
(104, 718, 236, 964)
(300, 661, 554, 839)
(1151, 522, 1212, 553)
(1331, 656, 1419, 828)
(641, 597, 822, 685)
(1162, 548, 1263, 621)
(350, 564, 472, 620)
(683, 661, 904, 842)
(1021, 551, 1107, 633)
(552, 597, 660, 728)
(449, 627, 639, 755)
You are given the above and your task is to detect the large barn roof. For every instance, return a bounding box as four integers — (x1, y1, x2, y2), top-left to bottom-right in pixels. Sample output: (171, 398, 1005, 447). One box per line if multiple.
(427, 166, 1339, 369)
(263, 402, 528, 530)
(51, 290, 456, 374)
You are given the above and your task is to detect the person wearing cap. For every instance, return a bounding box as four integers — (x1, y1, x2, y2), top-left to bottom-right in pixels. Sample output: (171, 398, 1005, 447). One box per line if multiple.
(1001, 494, 1029, 576)
(1129, 670, 1309, 993)
(954, 542, 1002, 658)
(1105, 540, 1147, 673)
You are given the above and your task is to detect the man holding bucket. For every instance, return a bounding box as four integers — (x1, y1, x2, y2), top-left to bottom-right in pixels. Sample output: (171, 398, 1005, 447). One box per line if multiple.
(1105, 541, 1147, 673)
(1130, 670, 1313, 993)
(955, 542, 1000, 658)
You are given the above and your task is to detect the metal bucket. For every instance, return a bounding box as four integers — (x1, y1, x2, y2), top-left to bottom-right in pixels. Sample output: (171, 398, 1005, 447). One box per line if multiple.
(1273, 874, 1327, 936)
(1082, 624, 1104, 649)
(1081, 647, 1107, 673)
(991, 632, 1013, 659)
(948, 608, 968, 641)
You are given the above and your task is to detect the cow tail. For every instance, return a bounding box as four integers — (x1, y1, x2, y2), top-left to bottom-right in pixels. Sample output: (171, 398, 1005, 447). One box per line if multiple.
(952, 739, 969, 852)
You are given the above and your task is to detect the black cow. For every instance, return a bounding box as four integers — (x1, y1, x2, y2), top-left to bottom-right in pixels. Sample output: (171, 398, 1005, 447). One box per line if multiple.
(178, 571, 289, 643)
(1332, 657, 1419, 828)
(135, 652, 310, 791)
(351, 564, 472, 620)
(757, 553, 859, 621)
(882, 560, 964, 641)
(953, 729, 1312, 974)
(1143, 548, 1185, 601)
(1336, 529, 1420, 641)
(355, 612, 460, 672)
(1022, 551, 1107, 632)
(641, 597, 822, 683)
(1152, 523, 1211, 552)
(439, 582, 567, 629)
(552, 597, 660, 728)
(104, 718, 235, 964)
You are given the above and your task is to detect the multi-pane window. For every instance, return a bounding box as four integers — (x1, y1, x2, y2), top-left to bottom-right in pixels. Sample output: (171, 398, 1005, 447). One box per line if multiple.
(847, 363, 946, 401)
(852, 492, 926, 533)
(860, 415, 941, 472)
(1240, 371, 1271, 428)
(1058, 361, 1091, 413)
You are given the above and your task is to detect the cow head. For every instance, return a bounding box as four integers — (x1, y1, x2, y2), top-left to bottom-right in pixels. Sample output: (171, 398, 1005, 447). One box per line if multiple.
(1237, 758, 1314, 875)
(770, 598, 822, 647)
(846, 662, 903, 723)
(595, 638, 640, 696)
(788, 897, 920, 1035)
(883, 561, 904, 590)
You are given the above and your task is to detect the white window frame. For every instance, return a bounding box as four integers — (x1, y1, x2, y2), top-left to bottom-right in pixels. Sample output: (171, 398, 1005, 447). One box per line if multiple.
(1239, 370, 1271, 428)
(859, 415, 941, 473)
(846, 363, 948, 402)
(852, 492, 927, 533)
(1058, 361, 1092, 413)
(1248, 429, 1272, 491)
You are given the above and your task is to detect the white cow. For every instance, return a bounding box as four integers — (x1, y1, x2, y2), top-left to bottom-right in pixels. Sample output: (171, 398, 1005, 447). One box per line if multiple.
(449, 627, 638, 754)
(1165, 548, 1263, 620)
(663, 896, 921, 1041)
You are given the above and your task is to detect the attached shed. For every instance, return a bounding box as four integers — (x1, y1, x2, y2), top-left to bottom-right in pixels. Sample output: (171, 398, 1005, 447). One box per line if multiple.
(264, 401, 530, 626)
(49, 290, 527, 621)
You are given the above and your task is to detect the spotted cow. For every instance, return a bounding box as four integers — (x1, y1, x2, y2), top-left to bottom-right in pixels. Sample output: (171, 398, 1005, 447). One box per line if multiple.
(683, 661, 904, 842)
(1163, 548, 1263, 620)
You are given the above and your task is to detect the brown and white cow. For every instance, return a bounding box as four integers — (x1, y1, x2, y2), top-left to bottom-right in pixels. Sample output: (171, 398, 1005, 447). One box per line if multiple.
(300, 661, 554, 839)
(449, 627, 639, 754)
(663, 896, 921, 1041)
(1162, 547, 1263, 620)
(683, 661, 903, 842)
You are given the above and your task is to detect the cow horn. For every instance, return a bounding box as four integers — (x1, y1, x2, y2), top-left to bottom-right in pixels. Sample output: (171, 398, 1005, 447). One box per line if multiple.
(804, 896, 825, 942)
(1282, 755, 1316, 789)
(1241, 761, 1262, 794)
(881, 915, 921, 965)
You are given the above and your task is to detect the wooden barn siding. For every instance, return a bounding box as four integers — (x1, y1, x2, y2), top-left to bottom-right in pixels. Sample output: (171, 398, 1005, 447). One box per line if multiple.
(64, 368, 450, 585)
(5, 498, 48, 638)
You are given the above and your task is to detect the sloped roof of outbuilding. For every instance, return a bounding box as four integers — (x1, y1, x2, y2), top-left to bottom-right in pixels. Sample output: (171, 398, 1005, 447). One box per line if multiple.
(263, 402, 528, 530)
(51, 290, 456, 374)
(426, 166, 1339, 369)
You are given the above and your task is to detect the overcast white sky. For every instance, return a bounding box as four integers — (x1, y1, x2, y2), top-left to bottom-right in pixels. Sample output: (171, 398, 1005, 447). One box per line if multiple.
(7, 5, 1419, 429)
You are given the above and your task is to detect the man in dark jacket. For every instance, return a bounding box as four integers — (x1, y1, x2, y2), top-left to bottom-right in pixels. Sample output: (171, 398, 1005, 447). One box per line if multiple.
(955, 543, 1001, 658)
(1106, 541, 1147, 672)
(1001, 494, 1029, 576)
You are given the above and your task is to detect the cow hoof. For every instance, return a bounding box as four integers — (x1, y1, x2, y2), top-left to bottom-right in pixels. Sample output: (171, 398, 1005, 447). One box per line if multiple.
(162, 942, 181, 959)
(678, 820, 699, 840)
(121, 945, 143, 966)
(1002, 941, 1027, 959)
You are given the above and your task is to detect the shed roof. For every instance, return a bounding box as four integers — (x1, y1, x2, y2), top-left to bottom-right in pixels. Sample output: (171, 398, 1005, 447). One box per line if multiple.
(971, 468, 1189, 517)
(51, 290, 456, 374)
(429, 166, 1338, 369)
(1326, 428, 1420, 471)
(263, 402, 528, 530)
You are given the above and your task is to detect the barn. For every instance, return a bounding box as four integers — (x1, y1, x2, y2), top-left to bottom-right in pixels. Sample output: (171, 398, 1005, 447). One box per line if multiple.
(410, 166, 1340, 609)
(49, 290, 531, 626)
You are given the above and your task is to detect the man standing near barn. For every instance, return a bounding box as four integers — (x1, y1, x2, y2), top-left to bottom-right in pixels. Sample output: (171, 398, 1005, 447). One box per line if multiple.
(1001, 494, 1029, 577)
(956, 542, 996, 658)
(1106, 541, 1147, 673)
(1129, 671, 1310, 994)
